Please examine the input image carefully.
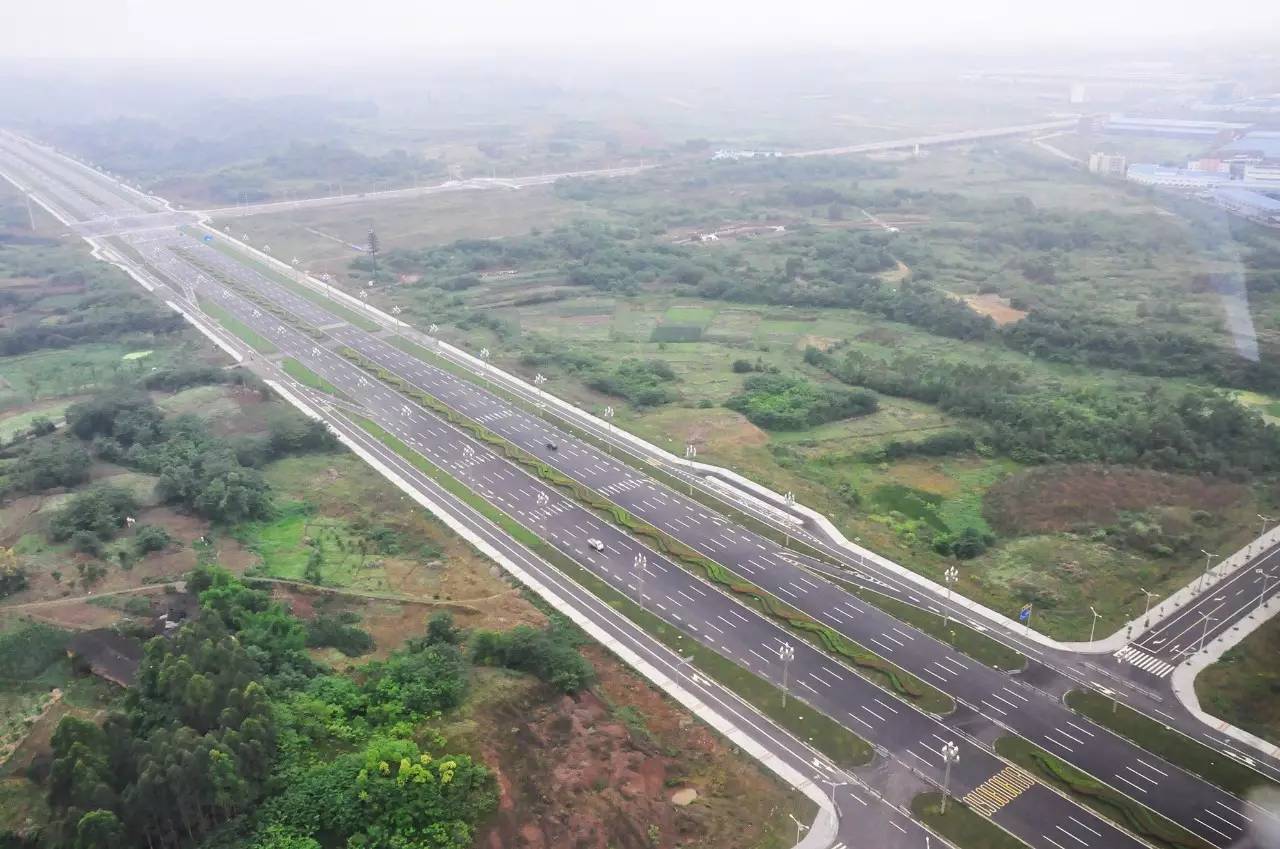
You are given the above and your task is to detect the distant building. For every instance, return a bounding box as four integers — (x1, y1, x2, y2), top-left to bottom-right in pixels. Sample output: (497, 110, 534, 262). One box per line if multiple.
(1186, 158, 1232, 173)
(1215, 131, 1280, 163)
(1088, 152, 1127, 177)
(1244, 163, 1280, 183)
(1125, 163, 1230, 189)
(711, 149, 783, 161)
(1212, 188, 1280, 225)
(1103, 115, 1250, 141)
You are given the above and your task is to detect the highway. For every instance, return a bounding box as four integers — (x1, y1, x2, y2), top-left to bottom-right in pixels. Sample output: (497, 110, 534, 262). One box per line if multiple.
(3, 128, 1279, 849)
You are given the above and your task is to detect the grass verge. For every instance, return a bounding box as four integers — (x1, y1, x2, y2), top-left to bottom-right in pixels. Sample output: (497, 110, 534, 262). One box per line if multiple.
(196, 297, 278, 354)
(995, 736, 1214, 849)
(204, 236, 381, 331)
(342, 346, 953, 715)
(909, 793, 1027, 849)
(347, 413, 874, 767)
(1065, 689, 1275, 796)
(282, 357, 347, 399)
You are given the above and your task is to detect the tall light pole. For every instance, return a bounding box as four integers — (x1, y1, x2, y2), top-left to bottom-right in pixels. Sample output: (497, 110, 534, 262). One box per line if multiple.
(1088, 606, 1102, 644)
(783, 491, 796, 547)
(536, 491, 549, 508)
(1197, 613, 1217, 654)
(461, 444, 475, 462)
(787, 813, 809, 845)
(479, 347, 491, 369)
(534, 373, 547, 418)
(778, 642, 795, 708)
(940, 741, 960, 814)
(1138, 587, 1157, 628)
(943, 565, 959, 630)
(1256, 569, 1276, 617)
(684, 444, 697, 493)
(1255, 514, 1274, 558)
(634, 553, 648, 607)
(820, 777, 847, 807)
(1198, 550, 1219, 593)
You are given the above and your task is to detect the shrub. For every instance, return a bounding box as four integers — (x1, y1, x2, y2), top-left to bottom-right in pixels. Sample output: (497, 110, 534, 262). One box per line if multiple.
(132, 524, 171, 554)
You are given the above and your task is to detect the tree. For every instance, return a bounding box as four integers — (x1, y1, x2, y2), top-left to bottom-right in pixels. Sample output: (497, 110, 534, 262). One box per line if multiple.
(0, 547, 28, 599)
(366, 227, 380, 280)
(303, 548, 324, 585)
(74, 810, 124, 849)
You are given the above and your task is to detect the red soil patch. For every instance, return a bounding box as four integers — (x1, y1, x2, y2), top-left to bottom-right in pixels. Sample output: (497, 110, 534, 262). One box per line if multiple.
(983, 464, 1246, 536)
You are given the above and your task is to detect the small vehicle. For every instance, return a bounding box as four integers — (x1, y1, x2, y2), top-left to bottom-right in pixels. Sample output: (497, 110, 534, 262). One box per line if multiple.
(587, 538, 605, 552)
(546, 441, 559, 450)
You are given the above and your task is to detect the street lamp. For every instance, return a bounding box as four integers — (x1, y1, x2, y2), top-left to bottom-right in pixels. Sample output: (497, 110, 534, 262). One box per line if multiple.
(534, 373, 547, 417)
(683, 444, 697, 494)
(479, 348, 491, 367)
(1138, 587, 1157, 628)
(787, 813, 809, 844)
(943, 566, 959, 629)
(634, 553, 648, 607)
(536, 491, 549, 507)
(461, 444, 475, 461)
(1197, 613, 1218, 654)
(939, 741, 960, 814)
(1255, 514, 1275, 558)
(783, 491, 796, 548)
(778, 642, 795, 708)
(1256, 569, 1276, 617)
(1198, 550, 1219, 593)
(1088, 606, 1102, 644)
(820, 777, 847, 806)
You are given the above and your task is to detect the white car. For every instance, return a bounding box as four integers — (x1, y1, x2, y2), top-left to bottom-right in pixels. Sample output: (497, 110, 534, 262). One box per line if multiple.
(587, 538, 605, 552)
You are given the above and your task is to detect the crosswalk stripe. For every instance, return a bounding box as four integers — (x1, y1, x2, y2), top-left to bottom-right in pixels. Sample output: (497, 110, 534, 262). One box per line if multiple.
(1113, 646, 1175, 678)
(962, 766, 1036, 817)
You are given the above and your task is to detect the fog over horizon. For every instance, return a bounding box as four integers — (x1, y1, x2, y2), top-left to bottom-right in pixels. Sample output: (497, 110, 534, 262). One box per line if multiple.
(4, 0, 1280, 68)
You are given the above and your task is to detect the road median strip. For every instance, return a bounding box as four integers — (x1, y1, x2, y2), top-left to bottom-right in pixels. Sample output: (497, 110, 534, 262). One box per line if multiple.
(195, 296, 278, 354)
(339, 345, 954, 716)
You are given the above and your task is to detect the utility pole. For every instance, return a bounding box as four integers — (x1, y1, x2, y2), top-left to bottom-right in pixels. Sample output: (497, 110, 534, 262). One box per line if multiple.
(1138, 587, 1157, 629)
(940, 741, 960, 814)
(1198, 550, 1219, 593)
(534, 373, 547, 418)
(778, 642, 795, 708)
(1088, 606, 1102, 644)
(943, 565, 959, 630)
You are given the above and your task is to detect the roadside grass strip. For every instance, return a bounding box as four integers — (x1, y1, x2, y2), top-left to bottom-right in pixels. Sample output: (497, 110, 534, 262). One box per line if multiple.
(196, 297, 278, 354)
(1065, 689, 1277, 796)
(203, 235, 381, 331)
(340, 345, 954, 716)
(281, 357, 348, 400)
(825, 576, 1026, 672)
(909, 792, 1029, 849)
(994, 736, 1215, 849)
(348, 413, 874, 768)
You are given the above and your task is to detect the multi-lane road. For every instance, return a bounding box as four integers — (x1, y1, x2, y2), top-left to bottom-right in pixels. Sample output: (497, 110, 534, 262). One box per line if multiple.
(4, 128, 1280, 849)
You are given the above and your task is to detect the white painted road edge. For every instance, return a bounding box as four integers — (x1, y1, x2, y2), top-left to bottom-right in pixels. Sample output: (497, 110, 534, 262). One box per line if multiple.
(1171, 593, 1280, 759)
(263, 381, 840, 849)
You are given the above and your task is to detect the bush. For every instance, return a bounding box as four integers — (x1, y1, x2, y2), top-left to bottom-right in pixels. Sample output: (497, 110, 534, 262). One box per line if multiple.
(725, 373, 878, 430)
(304, 614, 375, 657)
(49, 484, 139, 544)
(469, 623, 594, 692)
(132, 524, 171, 554)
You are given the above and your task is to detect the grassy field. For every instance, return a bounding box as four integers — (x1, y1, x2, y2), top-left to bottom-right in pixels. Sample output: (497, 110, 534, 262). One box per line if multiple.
(1194, 617, 1280, 749)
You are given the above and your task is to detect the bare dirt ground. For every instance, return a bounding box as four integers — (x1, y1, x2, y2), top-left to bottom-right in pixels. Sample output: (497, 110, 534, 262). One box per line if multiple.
(962, 292, 1028, 326)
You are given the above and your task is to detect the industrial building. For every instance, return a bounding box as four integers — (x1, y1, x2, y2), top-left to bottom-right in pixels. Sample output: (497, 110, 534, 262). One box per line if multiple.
(1087, 152, 1127, 177)
(1126, 164, 1230, 188)
(1103, 115, 1250, 140)
(1212, 187, 1280, 225)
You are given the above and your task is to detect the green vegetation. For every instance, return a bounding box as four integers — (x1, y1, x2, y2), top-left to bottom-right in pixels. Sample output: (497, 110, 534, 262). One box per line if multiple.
(0, 622, 70, 680)
(1065, 689, 1276, 796)
(909, 793, 1028, 849)
(726, 373, 878, 430)
(303, 612, 375, 657)
(197, 297, 279, 354)
(48, 484, 139, 553)
(38, 566, 495, 849)
(470, 621, 595, 692)
(281, 357, 344, 397)
(995, 736, 1214, 849)
(585, 358, 680, 407)
(348, 413, 875, 767)
(807, 346, 1280, 475)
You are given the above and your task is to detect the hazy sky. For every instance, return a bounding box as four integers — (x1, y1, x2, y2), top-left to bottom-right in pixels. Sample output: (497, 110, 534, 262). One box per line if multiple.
(4, 0, 1279, 63)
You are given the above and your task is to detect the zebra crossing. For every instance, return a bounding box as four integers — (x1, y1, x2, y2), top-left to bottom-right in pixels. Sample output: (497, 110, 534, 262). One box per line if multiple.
(962, 765, 1036, 817)
(1113, 645, 1177, 678)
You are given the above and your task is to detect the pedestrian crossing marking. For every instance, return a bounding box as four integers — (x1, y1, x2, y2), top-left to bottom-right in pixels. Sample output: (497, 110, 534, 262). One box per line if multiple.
(962, 766, 1035, 817)
(1114, 646, 1176, 678)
